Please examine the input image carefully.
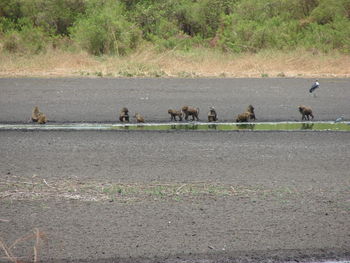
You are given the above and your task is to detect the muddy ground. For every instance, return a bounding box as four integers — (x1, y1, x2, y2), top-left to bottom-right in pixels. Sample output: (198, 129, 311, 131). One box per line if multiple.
(0, 78, 349, 263)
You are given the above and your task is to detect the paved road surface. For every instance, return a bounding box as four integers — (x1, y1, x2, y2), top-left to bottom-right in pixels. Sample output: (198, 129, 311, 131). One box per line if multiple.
(1, 131, 349, 262)
(0, 78, 349, 122)
(1, 131, 349, 189)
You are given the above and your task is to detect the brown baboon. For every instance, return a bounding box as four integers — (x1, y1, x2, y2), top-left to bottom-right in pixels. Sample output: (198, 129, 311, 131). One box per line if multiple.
(246, 105, 256, 120)
(31, 106, 40, 122)
(119, 107, 129, 122)
(168, 109, 183, 121)
(37, 113, 47, 124)
(207, 107, 218, 122)
(182, 106, 199, 121)
(298, 105, 314, 121)
(134, 113, 145, 123)
(236, 112, 255, 122)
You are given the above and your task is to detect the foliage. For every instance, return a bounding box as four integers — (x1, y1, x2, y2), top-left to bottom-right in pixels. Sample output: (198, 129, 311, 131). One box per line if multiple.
(0, 0, 349, 55)
(1, 18, 48, 54)
(69, 0, 141, 55)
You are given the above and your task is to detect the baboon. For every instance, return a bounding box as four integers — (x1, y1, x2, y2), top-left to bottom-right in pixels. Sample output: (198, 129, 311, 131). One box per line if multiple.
(246, 105, 256, 120)
(298, 105, 314, 121)
(182, 106, 199, 121)
(119, 107, 129, 122)
(31, 106, 40, 122)
(31, 106, 47, 124)
(168, 109, 183, 121)
(236, 112, 255, 122)
(37, 113, 47, 124)
(235, 105, 256, 122)
(134, 113, 145, 123)
(207, 107, 218, 122)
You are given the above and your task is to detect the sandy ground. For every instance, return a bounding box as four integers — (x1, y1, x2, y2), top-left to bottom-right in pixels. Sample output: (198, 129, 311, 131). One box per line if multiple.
(0, 78, 349, 263)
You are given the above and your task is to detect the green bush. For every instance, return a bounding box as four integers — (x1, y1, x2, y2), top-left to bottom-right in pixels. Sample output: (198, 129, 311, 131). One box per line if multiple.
(2, 18, 48, 54)
(217, 0, 350, 53)
(20, 0, 86, 35)
(0, 0, 22, 21)
(302, 16, 350, 52)
(69, 0, 141, 56)
(310, 0, 347, 24)
(0, 0, 350, 55)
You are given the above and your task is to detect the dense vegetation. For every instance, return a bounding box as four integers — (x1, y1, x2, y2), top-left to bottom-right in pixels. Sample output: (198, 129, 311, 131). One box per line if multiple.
(0, 0, 349, 56)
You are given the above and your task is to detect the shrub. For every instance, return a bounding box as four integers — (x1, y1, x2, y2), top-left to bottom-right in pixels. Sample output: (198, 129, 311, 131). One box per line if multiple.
(310, 0, 347, 24)
(70, 1, 142, 56)
(2, 18, 48, 54)
(20, 0, 86, 35)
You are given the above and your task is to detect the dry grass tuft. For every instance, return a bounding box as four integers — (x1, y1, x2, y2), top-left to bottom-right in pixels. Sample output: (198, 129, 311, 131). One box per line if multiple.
(0, 228, 46, 263)
(0, 46, 349, 78)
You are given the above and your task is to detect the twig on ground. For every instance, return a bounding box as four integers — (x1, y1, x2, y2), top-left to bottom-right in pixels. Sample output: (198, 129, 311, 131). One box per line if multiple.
(176, 184, 186, 194)
(43, 179, 55, 189)
(0, 228, 46, 263)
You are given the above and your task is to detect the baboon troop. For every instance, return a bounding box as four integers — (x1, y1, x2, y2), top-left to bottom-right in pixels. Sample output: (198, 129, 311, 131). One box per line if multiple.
(119, 107, 130, 122)
(31, 106, 47, 124)
(30, 103, 318, 124)
(168, 109, 183, 121)
(207, 107, 218, 122)
(134, 113, 145, 123)
(298, 105, 314, 121)
(182, 106, 200, 121)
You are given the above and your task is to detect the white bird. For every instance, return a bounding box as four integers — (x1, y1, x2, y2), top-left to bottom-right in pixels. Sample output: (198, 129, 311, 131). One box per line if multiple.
(334, 115, 345, 123)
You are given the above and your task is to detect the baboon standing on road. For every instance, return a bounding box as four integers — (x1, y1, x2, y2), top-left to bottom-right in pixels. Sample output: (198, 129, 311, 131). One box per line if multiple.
(168, 109, 183, 121)
(182, 106, 199, 121)
(298, 105, 314, 121)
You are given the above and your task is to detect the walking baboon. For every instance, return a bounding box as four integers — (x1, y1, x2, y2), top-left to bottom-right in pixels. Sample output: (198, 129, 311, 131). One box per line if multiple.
(31, 106, 40, 122)
(246, 105, 256, 120)
(37, 113, 47, 124)
(236, 112, 255, 122)
(119, 107, 129, 122)
(134, 113, 145, 123)
(207, 107, 218, 122)
(298, 105, 314, 121)
(168, 109, 183, 121)
(182, 106, 199, 121)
